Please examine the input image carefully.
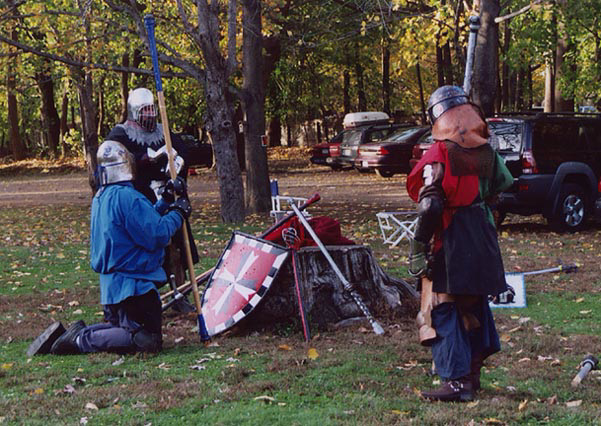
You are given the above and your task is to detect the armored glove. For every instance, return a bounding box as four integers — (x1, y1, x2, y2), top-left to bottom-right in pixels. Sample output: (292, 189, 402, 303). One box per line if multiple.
(159, 176, 187, 204)
(408, 238, 429, 277)
(168, 196, 192, 220)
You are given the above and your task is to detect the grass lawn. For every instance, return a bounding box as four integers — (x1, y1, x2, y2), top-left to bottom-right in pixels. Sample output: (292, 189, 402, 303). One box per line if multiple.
(1, 164, 601, 425)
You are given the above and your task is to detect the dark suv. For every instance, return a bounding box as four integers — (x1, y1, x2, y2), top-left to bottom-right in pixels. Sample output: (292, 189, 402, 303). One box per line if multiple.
(489, 113, 601, 231)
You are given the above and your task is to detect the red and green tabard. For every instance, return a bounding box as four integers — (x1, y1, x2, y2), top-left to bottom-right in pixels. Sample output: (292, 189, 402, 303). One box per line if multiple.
(407, 140, 513, 296)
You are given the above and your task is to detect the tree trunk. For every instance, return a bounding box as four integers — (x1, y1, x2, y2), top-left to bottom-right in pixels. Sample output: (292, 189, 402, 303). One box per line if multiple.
(436, 43, 445, 87)
(74, 69, 98, 193)
(97, 76, 106, 137)
(544, 60, 555, 112)
(6, 16, 26, 161)
(355, 42, 367, 111)
(268, 116, 281, 147)
(194, 0, 245, 223)
(35, 62, 60, 158)
(242, 0, 271, 214)
(501, 22, 510, 111)
(249, 245, 418, 331)
(7, 62, 25, 161)
(60, 90, 69, 156)
(343, 68, 351, 115)
(381, 38, 391, 115)
(554, 14, 574, 112)
(472, 0, 500, 116)
(119, 52, 129, 123)
(442, 41, 453, 85)
(416, 62, 427, 124)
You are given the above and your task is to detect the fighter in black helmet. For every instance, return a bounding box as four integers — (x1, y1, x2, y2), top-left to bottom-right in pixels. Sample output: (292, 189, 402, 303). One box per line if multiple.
(406, 85, 514, 402)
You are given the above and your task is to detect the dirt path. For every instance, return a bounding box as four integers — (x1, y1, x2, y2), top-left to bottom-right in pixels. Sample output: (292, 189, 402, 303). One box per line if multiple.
(0, 166, 416, 212)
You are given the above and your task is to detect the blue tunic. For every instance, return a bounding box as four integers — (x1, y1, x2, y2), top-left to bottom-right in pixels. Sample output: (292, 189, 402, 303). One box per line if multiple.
(90, 182, 183, 305)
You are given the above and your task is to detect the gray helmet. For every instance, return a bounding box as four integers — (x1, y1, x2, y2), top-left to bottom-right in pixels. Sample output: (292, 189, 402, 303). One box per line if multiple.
(427, 85, 469, 124)
(127, 88, 157, 132)
(97, 140, 135, 185)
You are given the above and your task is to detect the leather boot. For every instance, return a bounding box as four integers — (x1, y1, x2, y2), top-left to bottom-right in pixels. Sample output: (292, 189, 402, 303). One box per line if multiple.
(50, 320, 86, 355)
(421, 376, 474, 402)
(470, 354, 484, 392)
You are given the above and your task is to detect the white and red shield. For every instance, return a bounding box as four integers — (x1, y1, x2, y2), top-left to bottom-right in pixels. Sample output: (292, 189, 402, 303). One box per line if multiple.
(201, 232, 289, 337)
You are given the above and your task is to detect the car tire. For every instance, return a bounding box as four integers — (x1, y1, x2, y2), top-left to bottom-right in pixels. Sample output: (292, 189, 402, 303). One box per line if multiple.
(330, 164, 342, 171)
(549, 183, 588, 232)
(375, 169, 394, 178)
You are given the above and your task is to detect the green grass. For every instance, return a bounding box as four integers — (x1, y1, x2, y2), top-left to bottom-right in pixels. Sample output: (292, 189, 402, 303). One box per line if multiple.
(2, 192, 601, 425)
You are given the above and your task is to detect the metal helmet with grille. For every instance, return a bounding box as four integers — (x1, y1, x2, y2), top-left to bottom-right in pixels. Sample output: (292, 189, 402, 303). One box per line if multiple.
(97, 140, 135, 185)
(427, 85, 469, 124)
(127, 88, 157, 132)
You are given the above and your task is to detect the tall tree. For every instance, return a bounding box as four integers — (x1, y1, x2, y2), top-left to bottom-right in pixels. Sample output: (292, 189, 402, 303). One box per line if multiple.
(472, 0, 500, 116)
(5, 0, 26, 160)
(241, 0, 271, 213)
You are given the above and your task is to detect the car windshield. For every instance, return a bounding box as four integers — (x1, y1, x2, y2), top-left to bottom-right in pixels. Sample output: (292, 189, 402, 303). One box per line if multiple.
(416, 131, 433, 144)
(342, 129, 363, 146)
(383, 127, 422, 143)
(488, 120, 522, 153)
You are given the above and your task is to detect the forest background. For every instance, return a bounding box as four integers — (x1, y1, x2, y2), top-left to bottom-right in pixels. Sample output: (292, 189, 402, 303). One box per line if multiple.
(1, 0, 601, 222)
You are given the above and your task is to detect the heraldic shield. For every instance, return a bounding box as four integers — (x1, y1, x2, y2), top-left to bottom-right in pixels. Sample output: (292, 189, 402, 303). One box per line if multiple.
(201, 231, 289, 337)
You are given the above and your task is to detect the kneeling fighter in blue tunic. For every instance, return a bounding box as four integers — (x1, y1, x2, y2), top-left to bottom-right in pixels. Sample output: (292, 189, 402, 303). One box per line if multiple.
(27, 140, 191, 356)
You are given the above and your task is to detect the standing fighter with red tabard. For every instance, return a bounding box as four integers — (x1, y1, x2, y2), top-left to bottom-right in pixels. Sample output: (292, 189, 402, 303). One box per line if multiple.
(407, 85, 514, 402)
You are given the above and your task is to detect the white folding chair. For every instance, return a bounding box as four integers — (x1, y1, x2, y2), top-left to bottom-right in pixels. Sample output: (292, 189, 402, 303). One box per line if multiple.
(376, 211, 418, 247)
(270, 179, 311, 222)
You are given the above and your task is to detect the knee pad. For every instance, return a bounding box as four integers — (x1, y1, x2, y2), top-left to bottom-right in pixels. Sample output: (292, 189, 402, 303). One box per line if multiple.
(132, 330, 162, 353)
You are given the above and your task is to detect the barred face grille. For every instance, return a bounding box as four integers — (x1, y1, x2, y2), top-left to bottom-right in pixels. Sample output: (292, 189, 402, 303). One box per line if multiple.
(137, 104, 157, 132)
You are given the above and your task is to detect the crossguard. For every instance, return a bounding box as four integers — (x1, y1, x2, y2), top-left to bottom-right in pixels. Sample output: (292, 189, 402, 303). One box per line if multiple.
(282, 227, 301, 249)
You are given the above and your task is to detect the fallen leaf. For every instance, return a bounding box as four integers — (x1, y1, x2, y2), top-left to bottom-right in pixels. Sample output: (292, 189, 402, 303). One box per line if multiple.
(190, 365, 206, 371)
(483, 418, 504, 424)
(308, 348, 319, 360)
(500, 333, 511, 342)
(467, 400, 479, 408)
(254, 395, 275, 403)
(72, 309, 83, 315)
(566, 400, 582, 408)
(174, 337, 184, 344)
(233, 347, 241, 356)
(112, 357, 125, 366)
(278, 344, 292, 351)
(579, 310, 591, 315)
(33, 388, 44, 395)
(85, 402, 98, 411)
(80, 417, 88, 425)
(63, 384, 76, 394)
(575, 298, 584, 303)
(547, 395, 558, 405)
(518, 399, 528, 411)
(1, 363, 13, 370)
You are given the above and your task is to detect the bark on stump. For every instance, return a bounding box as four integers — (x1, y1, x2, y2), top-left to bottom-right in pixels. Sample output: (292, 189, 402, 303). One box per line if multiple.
(247, 245, 418, 331)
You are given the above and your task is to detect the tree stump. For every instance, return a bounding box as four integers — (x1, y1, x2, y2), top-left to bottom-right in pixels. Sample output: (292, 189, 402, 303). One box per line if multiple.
(248, 245, 418, 331)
